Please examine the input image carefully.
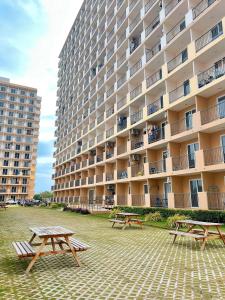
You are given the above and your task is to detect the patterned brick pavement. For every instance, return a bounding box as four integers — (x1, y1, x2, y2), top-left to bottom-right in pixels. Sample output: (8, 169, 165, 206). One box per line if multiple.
(0, 207, 225, 300)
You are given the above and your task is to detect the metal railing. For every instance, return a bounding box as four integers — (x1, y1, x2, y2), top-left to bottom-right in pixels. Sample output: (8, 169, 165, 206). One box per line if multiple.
(195, 21, 223, 52)
(117, 195, 128, 206)
(81, 178, 87, 185)
(207, 192, 225, 210)
(146, 41, 161, 62)
(117, 97, 126, 110)
(167, 18, 186, 43)
(168, 49, 188, 73)
(147, 96, 163, 115)
(145, 15, 160, 37)
(97, 113, 104, 124)
(148, 128, 165, 143)
(193, 0, 216, 20)
(117, 170, 128, 179)
(107, 47, 114, 61)
(117, 11, 126, 28)
(106, 85, 114, 98)
(117, 52, 126, 67)
(106, 127, 114, 138)
(117, 31, 126, 48)
(88, 176, 94, 184)
(106, 106, 114, 118)
(131, 138, 144, 150)
(169, 80, 190, 103)
(106, 173, 114, 181)
(145, 0, 157, 13)
(97, 133, 103, 143)
(97, 95, 104, 106)
(198, 58, 225, 88)
(149, 160, 166, 174)
(117, 144, 127, 155)
(130, 84, 142, 100)
(172, 154, 195, 170)
(165, 0, 182, 16)
(201, 101, 225, 125)
(82, 160, 87, 168)
(106, 150, 114, 159)
(130, 13, 141, 33)
(146, 69, 162, 88)
(117, 75, 126, 89)
(130, 59, 142, 77)
(204, 146, 225, 165)
(130, 110, 143, 125)
(131, 195, 145, 206)
(107, 65, 114, 79)
(96, 154, 103, 162)
(131, 164, 144, 177)
(170, 115, 193, 135)
(107, 28, 114, 42)
(150, 195, 168, 207)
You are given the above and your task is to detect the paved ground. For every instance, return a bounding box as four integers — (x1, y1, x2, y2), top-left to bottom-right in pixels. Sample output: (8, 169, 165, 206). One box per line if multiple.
(0, 207, 225, 300)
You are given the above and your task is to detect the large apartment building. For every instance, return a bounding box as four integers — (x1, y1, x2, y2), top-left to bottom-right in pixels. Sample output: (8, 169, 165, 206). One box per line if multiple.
(53, 0, 225, 210)
(0, 77, 41, 201)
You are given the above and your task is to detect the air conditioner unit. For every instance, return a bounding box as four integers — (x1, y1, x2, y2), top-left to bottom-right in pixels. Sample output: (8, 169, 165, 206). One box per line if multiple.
(131, 154, 140, 161)
(106, 141, 114, 148)
(130, 128, 140, 136)
(90, 149, 96, 156)
(107, 185, 115, 191)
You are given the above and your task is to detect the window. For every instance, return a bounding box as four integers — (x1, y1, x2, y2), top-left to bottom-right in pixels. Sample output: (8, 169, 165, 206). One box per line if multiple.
(20, 90, 25, 95)
(19, 106, 24, 111)
(17, 128, 22, 134)
(9, 111, 14, 117)
(3, 169, 8, 175)
(2, 178, 7, 184)
(8, 119, 13, 125)
(29, 99, 34, 104)
(11, 187, 17, 193)
(16, 137, 22, 142)
(16, 144, 20, 150)
(22, 186, 27, 193)
(9, 104, 14, 109)
(18, 113, 23, 118)
(6, 135, 11, 141)
(20, 98, 25, 103)
(144, 184, 148, 194)
(27, 122, 32, 127)
(0, 102, 4, 107)
(10, 96, 15, 101)
(0, 93, 5, 99)
(7, 127, 12, 133)
(11, 88, 16, 94)
(30, 92, 35, 97)
(14, 161, 19, 167)
(211, 22, 223, 40)
(25, 145, 30, 151)
(0, 110, 3, 115)
(15, 153, 20, 158)
(0, 86, 6, 91)
(25, 153, 30, 159)
(22, 178, 27, 184)
(24, 161, 30, 167)
(3, 160, 8, 166)
(13, 169, 19, 175)
(4, 152, 9, 158)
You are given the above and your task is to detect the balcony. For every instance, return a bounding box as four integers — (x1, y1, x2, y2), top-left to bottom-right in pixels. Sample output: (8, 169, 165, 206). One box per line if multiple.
(117, 11, 126, 28)
(82, 160, 87, 168)
(89, 158, 95, 165)
(148, 127, 165, 144)
(166, 18, 186, 43)
(117, 52, 126, 67)
(130, 110, 143, 125)
(146, 69, 162, 88)
(117, 116, 127, 131)
(170, 114, 194, 135)
(131, 195, 145, 206)
(146, 41, 161, 62)
(97, 113, 104, 125)
(167, 48, 188, 73)
(117, 195, 128, 206)
(195, 21, 223, 52)
(149, 160, 166, 174)
(97, 133, 104, 143)
(106, 172, 114, 181)
(106, 150, 114, 159)
(145, 15, 160, 38)
(130, 36, 141, 54)
(96, 154, 103, 162)
(150, 194, 168, 207)
(193, 0, 216, 20)
(207, 192, 225, 210)
(81, 178, 87, 186)
(117, 144, 127, 155)
(106, 85, 114, 98)
(204, 147, 225, 166)
(130, 84, 142, 100)
(165, 0, 181, 16)
(131, 138, 144, 150)
(117, 75, 126, 89)
(88, 176, 94, 184)
(172, 154, 196, 171)
(147, 96, 163, 115)
(145, 0, 157, 13)
(129, 14, 141, 33)
(89, 139, 95, 148)
(131, 164, 144, 177)
(200, 101, 225, 125)
(174, 193, 199, 208)
(198, 57, 225, 88)
(169, 80, 190, 103)
(117, 170, 128, 179)
(106, 127, 114, 138)
(107, 65, 114, 79)
(106, 106, 114, 118)
(130, 59, 142, 77)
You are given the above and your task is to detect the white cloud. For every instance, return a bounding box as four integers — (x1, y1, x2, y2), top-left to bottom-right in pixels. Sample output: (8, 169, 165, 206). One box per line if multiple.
(37, 156, 54, 165)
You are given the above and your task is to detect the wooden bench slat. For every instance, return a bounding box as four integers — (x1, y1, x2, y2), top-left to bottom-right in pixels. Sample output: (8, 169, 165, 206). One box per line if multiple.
(191, 229, 225, 236)
(109, 219, 125, 224)
(57, 237, 89, 251)
(12, 241, 35, 257)
(169, 231, 206, 239)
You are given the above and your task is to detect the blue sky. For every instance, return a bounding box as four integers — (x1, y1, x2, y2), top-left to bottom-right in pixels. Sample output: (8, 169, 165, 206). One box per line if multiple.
(0, 0, 83, 192)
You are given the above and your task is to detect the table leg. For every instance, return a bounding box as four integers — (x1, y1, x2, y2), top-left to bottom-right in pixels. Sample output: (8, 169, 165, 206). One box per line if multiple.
(29, 233, 36, 245)
(26, 237, 48, 274)
(201, 227, 208, 251)
(51, 238, 56, 252)
(172, 223, 180, 244)
(216, 226, 225, 245)
(122, 217, 128, 230)
(65, 236, 81, 267)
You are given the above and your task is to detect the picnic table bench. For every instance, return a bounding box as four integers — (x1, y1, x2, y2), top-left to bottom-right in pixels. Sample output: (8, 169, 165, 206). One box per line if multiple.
(169, 220, 225, 250)
(12, 226, 90, 274)
(0, 202, 7, 210)
(109, 213, 144, 229)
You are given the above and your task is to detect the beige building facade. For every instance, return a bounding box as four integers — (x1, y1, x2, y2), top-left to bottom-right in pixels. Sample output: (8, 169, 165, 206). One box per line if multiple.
(53, 0, 225, 210)
(0, 77, 41, 201)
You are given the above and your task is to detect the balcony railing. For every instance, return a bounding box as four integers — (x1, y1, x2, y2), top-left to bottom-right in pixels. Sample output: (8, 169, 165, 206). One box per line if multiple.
(131, 195, 145, 206)
(89, 139, 95, 148)
(131, 138, 144, 150)
(82, 160, 87, 168)
(97, 113, 104, 124)
(117, 31, 126, 48)
(129, 14, 141, 33)
(130, 84, 142, 100)
(107, 28, 114, 42)
(169, 80, 190, 103)
(117, 11, 126, 28)
(106, 172, 114, 181)
(117, 52, 126, 67)
(130, 59, 142, 77)
(117, 170, 128, 179)
(106, 106, 114, 118)
(97, 95, 104, 106)
(193, 0, 216, 20)
(198, 58, 225, 88)
(117, 97, 126, 110)
(81, 178, 87, 185)
(106, 85, 114, 98)
(201, 101, 225, 125)
(107, 47, 114, 61)
(147, 96, 163, 115)
(146, 41, 161, 62)
(204, 146, 225, 166)
(117, 75, 126, 89)
(171, 114, 193, 135)
(97, 133, 104, 143)
(146, 69, 162, 88)
(106, 127, 114, 138)
(107, 65, 114, 79)
(106, 150, 114, 159)
(88, 176, 94, 184)
(168, 49, 188, 73)
(165, 0, 181, 16)
(75, 179, 80, 187)
(129, 0, 136, 11)
(172, 154, 196, 170)
(117, 144, 127, 155)
(145, 15, 160, 37)
(130, 110, 143, 125)
(145, 0, 157, 13)
(96, 154, 103, 162)
(149, 160, 166, 174)
(174, 193, 199, 208)
(150, 194, 168, 207)
(117, 195, 128, 206)
(195, 21, 223, 52)
(148, 127, 165, 144)
(207, 192, 225, 210)
(131, 164, 144, 177)
(167, 18, 186, 43)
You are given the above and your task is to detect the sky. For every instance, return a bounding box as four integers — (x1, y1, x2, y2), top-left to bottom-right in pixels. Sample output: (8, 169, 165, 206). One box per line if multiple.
(0, 0, 83, 193)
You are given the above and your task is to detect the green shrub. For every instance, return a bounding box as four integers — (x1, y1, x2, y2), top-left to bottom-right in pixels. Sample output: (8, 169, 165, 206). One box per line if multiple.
(50, 203, 66, 209)
(109, 208, 121, 218)
(167, 214, 190, 228)
(145, 211, 162, 222)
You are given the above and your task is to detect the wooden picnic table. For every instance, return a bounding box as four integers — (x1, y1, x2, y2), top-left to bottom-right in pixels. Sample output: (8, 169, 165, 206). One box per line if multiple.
(0, 202, 7, 210)
(110, 212, 144, 229)
(169, 220, 225, 250)
(12, 226, 89, 274)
